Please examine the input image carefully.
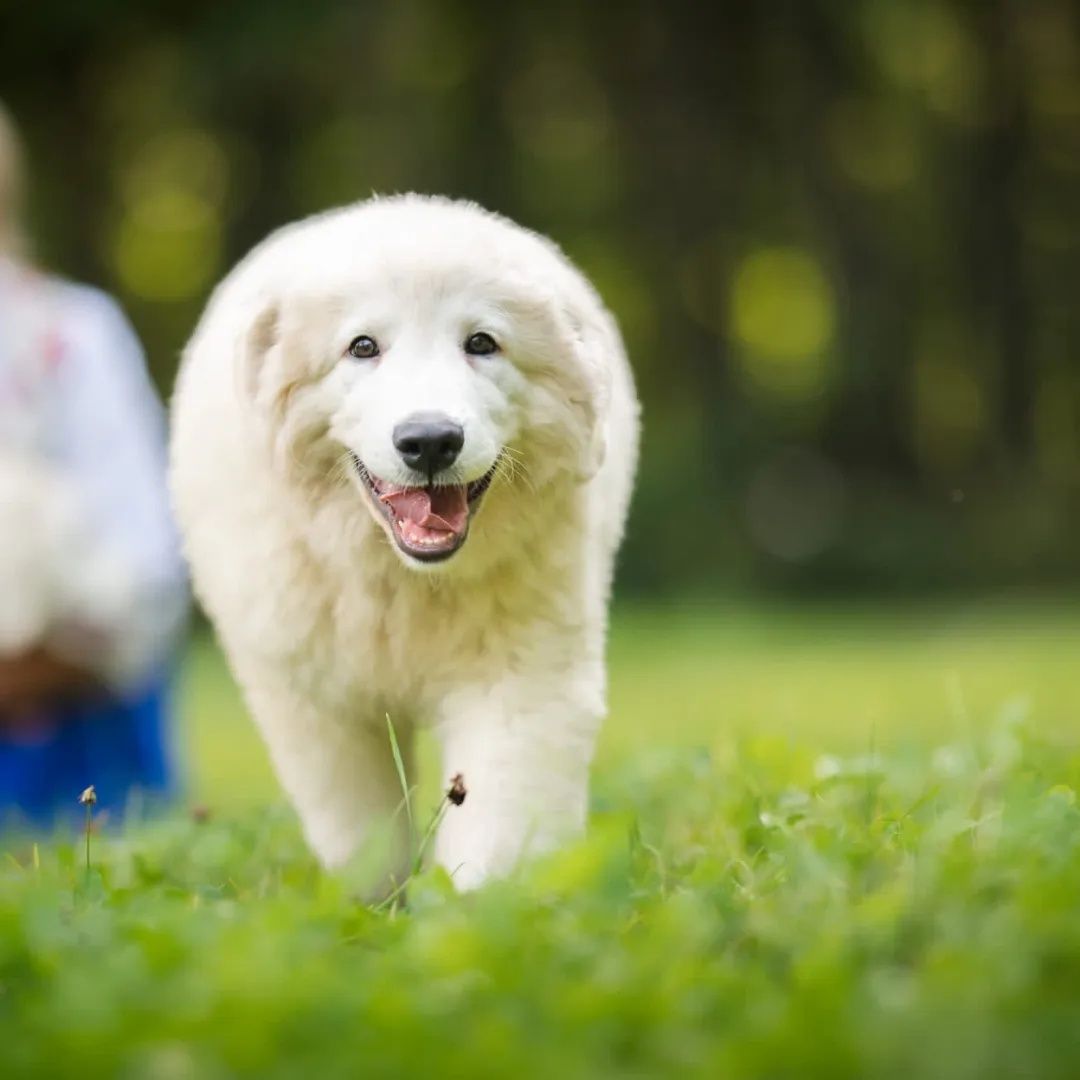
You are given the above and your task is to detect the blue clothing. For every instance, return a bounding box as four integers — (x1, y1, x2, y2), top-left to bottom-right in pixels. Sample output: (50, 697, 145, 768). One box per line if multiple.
(0, 674, 176, 828)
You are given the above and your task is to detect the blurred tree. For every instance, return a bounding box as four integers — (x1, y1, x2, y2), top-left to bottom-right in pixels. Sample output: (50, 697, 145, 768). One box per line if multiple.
(1, 0, 1077, 595)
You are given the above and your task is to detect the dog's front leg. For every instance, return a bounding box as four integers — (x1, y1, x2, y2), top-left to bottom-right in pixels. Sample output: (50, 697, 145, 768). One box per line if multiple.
(432, 674, 602, 890)
(243, 679, 413, 892)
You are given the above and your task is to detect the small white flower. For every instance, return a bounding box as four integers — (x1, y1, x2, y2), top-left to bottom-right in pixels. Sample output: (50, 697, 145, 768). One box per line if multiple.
(814, 755, 842, 781)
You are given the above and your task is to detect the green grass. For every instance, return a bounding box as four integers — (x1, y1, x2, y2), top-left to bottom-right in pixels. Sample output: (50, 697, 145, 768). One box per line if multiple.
(181, 598, 1080, 804)
(4, 601, 1080, 1077)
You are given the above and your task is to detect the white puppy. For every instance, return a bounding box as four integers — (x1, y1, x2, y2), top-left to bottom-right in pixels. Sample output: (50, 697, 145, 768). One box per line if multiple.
(170, 196, 639, 889)
(0, 453, 134, 666)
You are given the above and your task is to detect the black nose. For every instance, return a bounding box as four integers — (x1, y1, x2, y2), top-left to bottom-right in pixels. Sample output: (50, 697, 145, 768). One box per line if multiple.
(392, 414, 465, 476)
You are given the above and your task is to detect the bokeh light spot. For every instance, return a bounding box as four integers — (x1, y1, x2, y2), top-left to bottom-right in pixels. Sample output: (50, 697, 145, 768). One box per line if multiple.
(862, 2, 985, 125)
(119, 129, 230, 210)
(745, 448, 847, 563)
(730, 247, 835, 400)
(111, 189, 222, 303)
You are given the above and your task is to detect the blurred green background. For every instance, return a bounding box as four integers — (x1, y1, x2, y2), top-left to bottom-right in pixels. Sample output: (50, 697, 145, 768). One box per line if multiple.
(178, 598, 1080, 809)
(4, 0, 1079, 598)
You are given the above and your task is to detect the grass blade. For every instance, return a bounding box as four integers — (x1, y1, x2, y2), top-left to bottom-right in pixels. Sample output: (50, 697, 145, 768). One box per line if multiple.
(385, 714, 414, 854)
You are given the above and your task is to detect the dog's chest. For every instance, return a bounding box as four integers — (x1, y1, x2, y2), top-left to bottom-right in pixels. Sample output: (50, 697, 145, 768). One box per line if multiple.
(324, 563, 544, 712)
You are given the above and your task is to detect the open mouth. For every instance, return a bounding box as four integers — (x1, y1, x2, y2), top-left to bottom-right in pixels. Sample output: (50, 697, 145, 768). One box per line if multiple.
(351, 454, 498, 562)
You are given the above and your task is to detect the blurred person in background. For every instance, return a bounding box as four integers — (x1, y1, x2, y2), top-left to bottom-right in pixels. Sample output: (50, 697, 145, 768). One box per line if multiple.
(0, 102, 188, 825)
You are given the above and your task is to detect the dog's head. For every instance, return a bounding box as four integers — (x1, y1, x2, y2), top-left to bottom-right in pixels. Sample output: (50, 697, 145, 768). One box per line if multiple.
(228, 196, 618, 569)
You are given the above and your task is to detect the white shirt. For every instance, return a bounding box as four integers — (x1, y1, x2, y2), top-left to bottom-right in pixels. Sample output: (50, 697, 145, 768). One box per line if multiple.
(0, 257, 187, 689)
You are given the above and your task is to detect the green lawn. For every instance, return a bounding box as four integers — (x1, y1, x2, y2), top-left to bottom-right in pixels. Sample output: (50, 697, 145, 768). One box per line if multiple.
(180, 598, 1080, 804)
(4, 601, 1080, 1077)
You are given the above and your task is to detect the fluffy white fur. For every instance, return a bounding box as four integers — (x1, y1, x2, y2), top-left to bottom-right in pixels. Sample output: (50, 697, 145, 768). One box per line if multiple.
(170, 196, 639, 889)
(0, 453, 134, 669)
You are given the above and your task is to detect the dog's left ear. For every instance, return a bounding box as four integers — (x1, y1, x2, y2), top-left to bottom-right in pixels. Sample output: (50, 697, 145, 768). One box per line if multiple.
(561, 289, 616, 483)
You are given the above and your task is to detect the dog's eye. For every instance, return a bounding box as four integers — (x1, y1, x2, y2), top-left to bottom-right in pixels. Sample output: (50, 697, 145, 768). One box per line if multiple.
(464, 332, 499, 356)
(347, 335, 380, 360)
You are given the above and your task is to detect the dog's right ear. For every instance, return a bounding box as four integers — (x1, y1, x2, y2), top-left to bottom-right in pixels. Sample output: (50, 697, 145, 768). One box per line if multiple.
(230, 291, 326, 476)
(236, 294, 280, 404)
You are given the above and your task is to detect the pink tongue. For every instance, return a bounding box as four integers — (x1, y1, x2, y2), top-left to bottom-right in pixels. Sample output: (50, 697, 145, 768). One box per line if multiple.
(379, 485, 469, 535)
